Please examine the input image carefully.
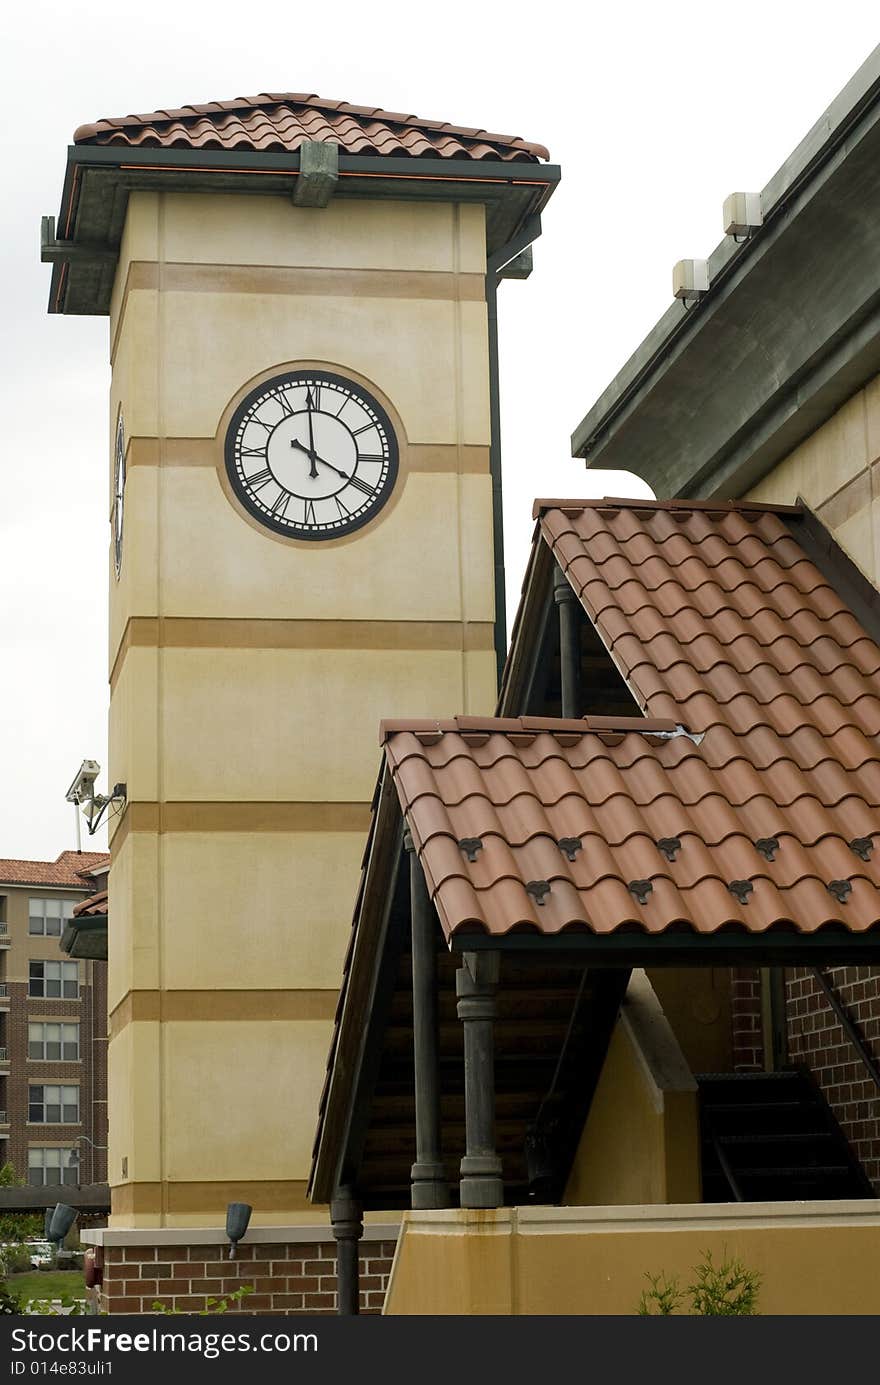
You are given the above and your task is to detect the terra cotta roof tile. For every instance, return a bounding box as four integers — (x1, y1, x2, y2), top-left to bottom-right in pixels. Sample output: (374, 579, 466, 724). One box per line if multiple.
(381, 500, 880, 940)
(0, 851, 109, 889)
(72, 93, 549, 162)
(73, 889, 108, 919)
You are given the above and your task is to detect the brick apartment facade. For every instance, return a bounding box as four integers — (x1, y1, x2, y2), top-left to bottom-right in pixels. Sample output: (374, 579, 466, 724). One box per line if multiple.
(0, 852, 109, 1189)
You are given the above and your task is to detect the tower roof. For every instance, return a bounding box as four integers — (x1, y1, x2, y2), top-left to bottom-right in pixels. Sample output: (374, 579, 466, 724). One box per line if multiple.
(73, 92, 549, 163)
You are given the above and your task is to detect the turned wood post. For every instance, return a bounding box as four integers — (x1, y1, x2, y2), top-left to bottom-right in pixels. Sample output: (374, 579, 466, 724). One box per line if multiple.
(331, 1186, 363, 1315)
(554, 562, 582, 718)
(456, 951, 503, 1208)
(406, 831, 450, 1209)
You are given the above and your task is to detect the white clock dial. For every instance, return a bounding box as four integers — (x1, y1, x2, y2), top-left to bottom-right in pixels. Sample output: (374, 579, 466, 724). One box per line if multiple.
(225, 372, 398, 539)
(113, 411, 125, 578)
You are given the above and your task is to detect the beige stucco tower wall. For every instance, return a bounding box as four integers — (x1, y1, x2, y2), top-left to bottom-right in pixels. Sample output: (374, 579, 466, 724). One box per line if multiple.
(107, 189, 496, 1226)
(746, 378, 880, 579)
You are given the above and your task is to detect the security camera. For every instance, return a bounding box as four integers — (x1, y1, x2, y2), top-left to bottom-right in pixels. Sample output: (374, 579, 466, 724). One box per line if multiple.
(65, 760, 101, 805)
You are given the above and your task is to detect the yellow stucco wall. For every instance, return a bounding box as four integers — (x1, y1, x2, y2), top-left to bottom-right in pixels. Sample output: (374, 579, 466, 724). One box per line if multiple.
(106, 189, 495, 1224)
(563, 972, 701, 1208)
(747, 376, 880, 578)
(385, 1204, 880, 1315)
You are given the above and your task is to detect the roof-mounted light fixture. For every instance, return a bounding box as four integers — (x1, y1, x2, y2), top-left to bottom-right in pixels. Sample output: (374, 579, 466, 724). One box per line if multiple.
(672, 258, 709, 304)
(723, 191, 763, 242)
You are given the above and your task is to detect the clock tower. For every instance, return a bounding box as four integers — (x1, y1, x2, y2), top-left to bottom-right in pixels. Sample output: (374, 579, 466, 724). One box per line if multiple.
(43, 93, 557, 1267)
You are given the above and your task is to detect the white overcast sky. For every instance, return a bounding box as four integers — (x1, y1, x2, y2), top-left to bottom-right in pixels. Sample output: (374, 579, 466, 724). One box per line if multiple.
(1, 3, 877, 859)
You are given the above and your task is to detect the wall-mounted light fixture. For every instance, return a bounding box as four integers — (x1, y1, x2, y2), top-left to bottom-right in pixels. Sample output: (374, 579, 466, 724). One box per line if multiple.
(225, 1203, 252, 1260)
(48, 1203, 78, 1247)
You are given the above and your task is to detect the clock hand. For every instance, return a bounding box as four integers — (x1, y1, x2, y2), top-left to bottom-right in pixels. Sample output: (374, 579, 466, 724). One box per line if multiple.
(289, 438, 352, 482)
(303, 392, 319, 479)
(310, 452, 351, 480)
(290, 437, 321, 479)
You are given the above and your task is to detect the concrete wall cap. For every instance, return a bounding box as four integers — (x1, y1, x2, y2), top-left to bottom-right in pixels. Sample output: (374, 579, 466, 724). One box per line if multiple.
(82, 1221, 399, 1247)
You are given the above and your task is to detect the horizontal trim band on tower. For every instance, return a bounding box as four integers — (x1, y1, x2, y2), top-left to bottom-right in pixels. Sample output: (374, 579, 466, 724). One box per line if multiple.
(109, 988, 339, 1036)
(123, 436, 490, 472)
(124, 260, 487, 301)
(108, 1180, 312, 1217)
(111, 260, 486, 360)
(110, 616, 495, 689)
(109, 800, 373, 853)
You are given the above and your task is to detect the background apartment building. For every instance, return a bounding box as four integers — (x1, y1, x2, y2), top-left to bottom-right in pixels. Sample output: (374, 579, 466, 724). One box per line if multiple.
(0, 851, 109, 1190)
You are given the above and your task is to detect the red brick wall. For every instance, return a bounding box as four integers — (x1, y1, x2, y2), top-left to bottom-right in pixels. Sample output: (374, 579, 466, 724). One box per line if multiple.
(731, 967, 764, 1072)
(96, 1237, 396, 1315)
(787, 965, 880, 1191)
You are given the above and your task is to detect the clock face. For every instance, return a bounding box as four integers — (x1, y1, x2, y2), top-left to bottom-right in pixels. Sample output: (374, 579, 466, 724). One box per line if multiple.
(225, 371, 399, 540)
(113, 411, 125, 578)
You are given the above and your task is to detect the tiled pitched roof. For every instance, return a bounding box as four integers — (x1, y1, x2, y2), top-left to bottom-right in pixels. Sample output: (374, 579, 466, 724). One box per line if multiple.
(73, 94, 549, 162)
(0, 851, 109, 889)
(383, 500, 880, 940)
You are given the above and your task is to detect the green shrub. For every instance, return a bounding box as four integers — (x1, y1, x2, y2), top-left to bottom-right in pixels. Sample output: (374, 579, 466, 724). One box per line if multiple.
(5, 1245, 34, 1275)
(0, 1286, 22, 1315)
(638, 1248, 761, 1316)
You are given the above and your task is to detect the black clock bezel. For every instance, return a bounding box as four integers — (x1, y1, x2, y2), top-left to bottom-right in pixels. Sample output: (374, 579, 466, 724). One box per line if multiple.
(224, 370, 400, 541)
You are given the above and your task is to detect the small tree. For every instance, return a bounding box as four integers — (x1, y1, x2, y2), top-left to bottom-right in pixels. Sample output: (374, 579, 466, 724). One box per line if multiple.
(638, 1248, 761, 1316)
(0, 1163, 43, 1244)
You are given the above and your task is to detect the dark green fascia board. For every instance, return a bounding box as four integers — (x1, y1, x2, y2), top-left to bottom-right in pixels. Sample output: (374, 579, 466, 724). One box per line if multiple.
(48, 144, 560, 316)
(569, 44, 880, 492)
(60, 914, 108, 961)
(452, 931, 880, 966)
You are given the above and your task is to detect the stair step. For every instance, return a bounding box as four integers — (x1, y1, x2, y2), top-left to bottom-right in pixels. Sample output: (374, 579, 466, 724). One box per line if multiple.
(734, 1165, 853, 1179)
(713, 1132, 834, 1146)
(696, 1067, 875, 1202)
(697, 1071, 803, 1081)
(703, 1101, 809, 1114)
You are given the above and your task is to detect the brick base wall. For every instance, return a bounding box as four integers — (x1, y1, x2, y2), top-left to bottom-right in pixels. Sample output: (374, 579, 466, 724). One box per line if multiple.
(94, 1236, 397, 1315)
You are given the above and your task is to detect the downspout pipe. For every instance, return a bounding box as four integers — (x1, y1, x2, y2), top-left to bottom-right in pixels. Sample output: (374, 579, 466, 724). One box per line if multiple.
(485, 213, 544, 687)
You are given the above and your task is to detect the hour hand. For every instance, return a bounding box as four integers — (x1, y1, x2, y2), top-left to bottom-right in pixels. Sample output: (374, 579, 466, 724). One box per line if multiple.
(290, 437, 319, 478)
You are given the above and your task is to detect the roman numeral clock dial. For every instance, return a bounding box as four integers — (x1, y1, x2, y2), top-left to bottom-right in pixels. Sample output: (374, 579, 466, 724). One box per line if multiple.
(225, 371, 399, 539)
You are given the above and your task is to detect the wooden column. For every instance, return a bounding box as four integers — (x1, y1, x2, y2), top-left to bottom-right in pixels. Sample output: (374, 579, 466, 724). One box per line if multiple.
(406, 832, 450, 1209)
(330, 1186, 363, 1315)
(456, 951, 503, 1208)
(553, 563, 582, 718)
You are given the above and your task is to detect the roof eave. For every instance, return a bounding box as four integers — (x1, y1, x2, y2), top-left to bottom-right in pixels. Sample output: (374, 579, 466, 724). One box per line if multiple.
(46, 144, 561, 316)
(570, 43, 880, 500)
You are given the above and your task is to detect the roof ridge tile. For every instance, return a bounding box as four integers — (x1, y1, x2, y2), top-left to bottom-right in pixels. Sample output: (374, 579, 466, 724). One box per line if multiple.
(73, 93, 549, 161)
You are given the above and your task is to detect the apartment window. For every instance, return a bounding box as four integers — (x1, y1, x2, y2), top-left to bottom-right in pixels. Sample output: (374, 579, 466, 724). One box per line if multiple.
(28, 1085, 79, 1124)
(28, 1022, 79, 1062)
(28, 961, 78, 999)
(29, 899, 76, 936)
(28, 1148, 77, 1186)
